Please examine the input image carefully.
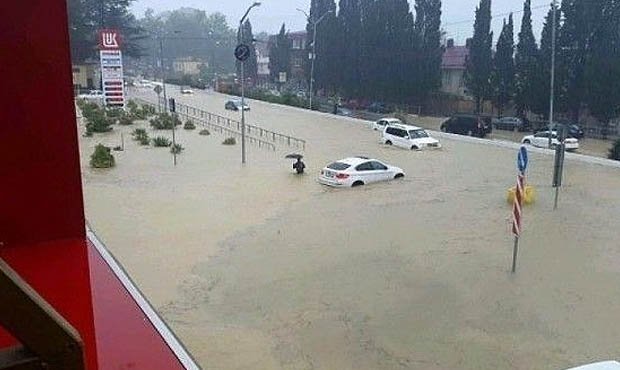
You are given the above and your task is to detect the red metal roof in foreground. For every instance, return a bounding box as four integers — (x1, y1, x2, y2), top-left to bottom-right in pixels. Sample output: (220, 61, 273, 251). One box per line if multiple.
(0, 236, 197, 369)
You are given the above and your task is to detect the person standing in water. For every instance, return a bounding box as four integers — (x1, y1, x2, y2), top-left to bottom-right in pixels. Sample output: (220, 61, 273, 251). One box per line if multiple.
(293, 158, 306, 174)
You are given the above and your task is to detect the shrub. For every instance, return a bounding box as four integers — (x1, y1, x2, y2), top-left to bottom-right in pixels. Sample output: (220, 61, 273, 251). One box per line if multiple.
(222, 137, 236, 145)
(609, 139, 620, 160)
(90, 144, 115, 168)
(119, 115, 134, 125)
(183, 120, 196, 130)
(142, 104, 156, 115)
(85, 111, 113, 133)
(170, 143, 184, 154)
(152, 136, 172, 147)
(113, 145, 123, 151)
(132, 128, 149, 145)
(106, 108, 124, 118)
(150, 113, 182, 130)
(126, 100, 138, 111)
(199, 129, 211, 136)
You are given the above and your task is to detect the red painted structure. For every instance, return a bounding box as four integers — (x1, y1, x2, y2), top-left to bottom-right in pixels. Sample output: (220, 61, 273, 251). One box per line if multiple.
(0, 2, 198, 369)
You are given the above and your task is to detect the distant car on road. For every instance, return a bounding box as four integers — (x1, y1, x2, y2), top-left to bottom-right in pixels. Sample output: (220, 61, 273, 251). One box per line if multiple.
(225, 99, 250, 111)
(534, 122, 585, 139)
(493, 116, 530, 131)
(373, 117, 403, 131)
(440, 114, 492, 137)
(77, 90, 103, 100)
(318, 157, 405, 187)
(368, 102, 391, 114)
(383, 124, 441, 150)
(521, 130, 579, 151)
(180, 88, 194, 95)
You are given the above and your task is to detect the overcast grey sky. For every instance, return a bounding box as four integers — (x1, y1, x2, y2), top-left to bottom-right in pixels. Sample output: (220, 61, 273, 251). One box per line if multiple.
(130, 0, 549, 44)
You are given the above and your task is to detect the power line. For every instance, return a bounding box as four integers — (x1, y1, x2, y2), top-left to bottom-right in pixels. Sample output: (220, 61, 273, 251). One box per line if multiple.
(443, 3, 550, 27)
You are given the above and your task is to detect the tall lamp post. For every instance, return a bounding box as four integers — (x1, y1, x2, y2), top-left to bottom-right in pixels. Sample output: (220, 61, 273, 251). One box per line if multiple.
(297, 8, 333, 110)
(239, 1, 261, 165)
(548, 0, 558, 149)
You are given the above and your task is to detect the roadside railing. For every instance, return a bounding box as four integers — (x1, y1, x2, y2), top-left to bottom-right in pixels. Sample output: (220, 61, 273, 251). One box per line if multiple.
(149, 97, 307, 151)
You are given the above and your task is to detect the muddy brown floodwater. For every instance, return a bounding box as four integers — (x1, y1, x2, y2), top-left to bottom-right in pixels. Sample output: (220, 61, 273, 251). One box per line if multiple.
(79, 88, 620, 370)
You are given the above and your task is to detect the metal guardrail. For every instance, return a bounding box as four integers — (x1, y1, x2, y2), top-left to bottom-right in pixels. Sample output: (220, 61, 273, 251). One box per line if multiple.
(134, 98, 277, 151)
(154, 97, 307, 150)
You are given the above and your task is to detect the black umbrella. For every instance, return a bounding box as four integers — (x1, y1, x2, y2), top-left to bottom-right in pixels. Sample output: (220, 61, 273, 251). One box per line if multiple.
(285, 153, 304, 159)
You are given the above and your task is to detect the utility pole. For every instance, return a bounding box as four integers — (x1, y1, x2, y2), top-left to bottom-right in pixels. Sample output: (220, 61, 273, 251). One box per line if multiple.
(297, 8, 333, 110)
(548, 0, 557, 149)
(239, 2, 261, 165)
(159, 37, 168, 113)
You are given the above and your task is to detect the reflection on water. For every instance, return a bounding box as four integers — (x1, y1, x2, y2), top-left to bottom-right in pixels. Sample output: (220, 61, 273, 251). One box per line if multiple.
(81, 89, 620, 370)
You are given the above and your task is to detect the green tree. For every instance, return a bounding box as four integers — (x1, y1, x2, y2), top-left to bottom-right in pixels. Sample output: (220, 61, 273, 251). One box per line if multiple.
(305, 0, 339, 93)
(338, 0, 363, 96)
(514, 0, 539, 115)
(465, 0, 493, 113)
(413, 0, 443, 101)
(491, 14, 515, 116)
(533, 4, 564, 118)
(68, 0, 143, 63)
(268, 24, 292, 83)
(584, 1, 620, 133)
(237, 20, 258, 82)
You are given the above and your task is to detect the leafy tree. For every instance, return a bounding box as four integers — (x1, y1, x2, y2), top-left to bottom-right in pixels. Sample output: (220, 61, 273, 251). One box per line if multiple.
(514, 0, 539, 115)
(465, 0, 493, 113)
(491, 14, 515, 116)
(338, 0, 362, 96)
(268, 24, 292, 83)
(237, 20, 258, 83)
(413, 0, 443, 101)
(67, 0, 143, 63)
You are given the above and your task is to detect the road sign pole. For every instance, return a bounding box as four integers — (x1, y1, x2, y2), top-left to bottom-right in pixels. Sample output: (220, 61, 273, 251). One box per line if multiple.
(512, 236, 519, 273)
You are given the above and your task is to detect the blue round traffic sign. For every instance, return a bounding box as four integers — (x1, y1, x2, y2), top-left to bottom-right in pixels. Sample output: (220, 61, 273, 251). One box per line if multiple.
(518, 146, 528, 173)
(234, 44, 251, 62)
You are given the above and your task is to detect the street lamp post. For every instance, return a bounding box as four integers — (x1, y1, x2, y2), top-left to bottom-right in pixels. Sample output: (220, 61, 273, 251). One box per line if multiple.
(239, 1, 261, 165)
(548, 0, 557, 150)
(159, 34, 177, 165)
(297, 8, 333, 110)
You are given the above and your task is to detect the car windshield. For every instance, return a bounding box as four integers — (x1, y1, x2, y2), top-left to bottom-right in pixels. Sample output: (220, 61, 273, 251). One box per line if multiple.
(327, 162, 350, 170)
(409, 129, 429, 138)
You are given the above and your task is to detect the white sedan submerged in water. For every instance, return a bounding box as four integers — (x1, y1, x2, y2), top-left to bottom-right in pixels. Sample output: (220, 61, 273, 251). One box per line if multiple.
(521, 130, 579, 151)
(318, 157, 405, 187)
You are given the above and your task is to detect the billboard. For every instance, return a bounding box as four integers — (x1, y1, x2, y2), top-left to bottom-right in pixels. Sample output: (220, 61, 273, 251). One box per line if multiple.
(98, 30, 125, 107)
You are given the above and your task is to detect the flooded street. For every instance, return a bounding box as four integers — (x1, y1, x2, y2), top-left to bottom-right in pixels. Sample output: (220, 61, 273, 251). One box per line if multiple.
(80, 88, 620, 369)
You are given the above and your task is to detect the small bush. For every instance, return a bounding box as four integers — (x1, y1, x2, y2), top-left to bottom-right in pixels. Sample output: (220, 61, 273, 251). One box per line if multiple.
(132, 128, 150, 145)
(126, 100, 138, 111)
(85, 111, 113, 133)
(170, 143, 184, 154)
(113, 145, 123, 151)
(183, 120, 196, 130)
(152, 136, 172, 147)
(119, 115, 134, 125)
(222, 137, 236, 145)
(106, 108, 125, 118)
(142, 104, 156, 115)
(199, 129, 211, 136)
(90, 144, 115, 168)
(609, 139, 620, 160)
(150, 113, 182, 130)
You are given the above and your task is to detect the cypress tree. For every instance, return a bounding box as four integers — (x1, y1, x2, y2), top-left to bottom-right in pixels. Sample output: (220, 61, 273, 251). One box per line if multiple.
(465, 0, 493, 113)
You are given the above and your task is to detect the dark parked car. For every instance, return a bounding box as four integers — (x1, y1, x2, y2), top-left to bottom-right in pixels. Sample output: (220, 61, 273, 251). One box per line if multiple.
(225, 99, 249, 111)
(440, 114, 493, 138)
(492, 116, 531, 131)
(368, 102, 391, 114)
(534, 122, 584, 138)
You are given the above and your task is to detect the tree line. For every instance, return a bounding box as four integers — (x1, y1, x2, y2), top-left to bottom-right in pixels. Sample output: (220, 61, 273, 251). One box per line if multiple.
(296, 0, 443, 104)
(467, 0, 620, 124)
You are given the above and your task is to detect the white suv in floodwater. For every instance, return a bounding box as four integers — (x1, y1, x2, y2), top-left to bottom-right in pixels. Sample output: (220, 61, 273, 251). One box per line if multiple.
(383, 124, 441, 150)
